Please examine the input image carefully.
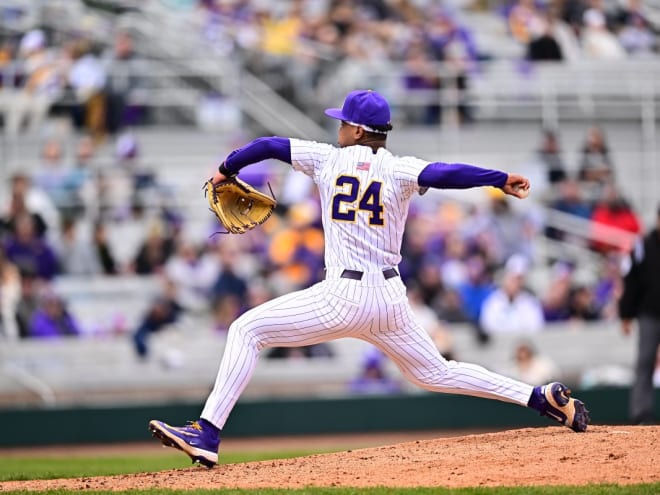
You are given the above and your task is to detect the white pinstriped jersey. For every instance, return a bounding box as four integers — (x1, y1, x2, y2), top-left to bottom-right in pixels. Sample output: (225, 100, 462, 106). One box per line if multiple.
(290, 138, 429, 273)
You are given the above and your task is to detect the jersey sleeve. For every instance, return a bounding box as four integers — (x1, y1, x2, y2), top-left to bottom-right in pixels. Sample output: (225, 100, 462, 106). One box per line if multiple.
(289, 138, 335, 179)
(394, 155, 431, 198)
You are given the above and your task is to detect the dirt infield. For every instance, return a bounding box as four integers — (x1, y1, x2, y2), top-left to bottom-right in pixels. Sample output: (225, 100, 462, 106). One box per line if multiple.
(2, 425, 659, 490)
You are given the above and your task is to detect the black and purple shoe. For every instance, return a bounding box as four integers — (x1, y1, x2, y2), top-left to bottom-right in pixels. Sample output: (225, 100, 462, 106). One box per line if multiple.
(538, 382, 590, 432)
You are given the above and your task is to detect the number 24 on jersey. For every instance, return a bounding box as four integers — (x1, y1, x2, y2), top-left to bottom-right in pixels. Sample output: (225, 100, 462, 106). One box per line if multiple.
(331, 175, 384, 226)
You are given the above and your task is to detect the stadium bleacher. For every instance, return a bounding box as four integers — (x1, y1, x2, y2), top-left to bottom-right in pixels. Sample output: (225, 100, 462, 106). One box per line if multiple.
(0, 318, 635, 408)
(0, 0, 657, 414)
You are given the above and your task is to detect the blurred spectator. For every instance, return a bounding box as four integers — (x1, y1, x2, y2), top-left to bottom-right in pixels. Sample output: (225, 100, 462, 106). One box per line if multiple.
(3, 188, 48, 240)
(435, 289, 470, 324)
(105, 202, 151, 268)
(210, 239, 249, 331)
(439, 232, 468, 290)
(481, 188, 536, 264)
(526, 5, 582, 62)
(612, 0, 656, 56)
(399, 216, 438, 284)
(0, 250, 21, 339)
(4, 173, 60, 240)
(408, 283, 455, 360)
(402, 43, 442, 125)
(590, 184, 641, 255)
(15, 271, 41, 339)
(3, 29, 63, 136)
(457, 253, 496, 343)
(347, 346, 402, 395)
(33, 139, 78, 215)
(549, 178, 592, 219)
(56, 218, 103, 276)
(568, 284, 601, 321)
(541, 261, 574, 322)
(212, 293, 244, 334)
(165, 241, 219, 313)
(103, 29, 144, 134)
(581, 3, 626, 59)
(4, 213, 59, 280)
(560, 0, 586, 35)
(132, 278, 182, 358)
(617, 14, 656, 56)
(505, 340, 559, 384)
(28, 290, 80, 339)
(92, 222, 117, 275)
(259, 1, 303, 58)
(619, 206, 660, 424)
(0, 37, 13, 68)
(480, 254, 544, 334)
(132, 221, 175, 275)
(527, 11, 564, 61)
(413, 259, 445, 313)
(267, 200, 324, 292)
(247, 2, 304, 105)
(507, 0, 546, 46)
(578, 125, 615, 188)
(109, 132, 145, 214)
(536, 129, 567, 185)
(114, 132, 163, 214)
(612, 0, 648, 27)
(592, 254, 622, 320)
(65, 39, 108, 142)
(548, 6, 582, 62)
(427, 10, 477, 125)
(66, 134, 98, 218)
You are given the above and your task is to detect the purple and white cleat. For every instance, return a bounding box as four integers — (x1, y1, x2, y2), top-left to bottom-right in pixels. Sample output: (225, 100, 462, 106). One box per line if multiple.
(149, 419, 220, 468)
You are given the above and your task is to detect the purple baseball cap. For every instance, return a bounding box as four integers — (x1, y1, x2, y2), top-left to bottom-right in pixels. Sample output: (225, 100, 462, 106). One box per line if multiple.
(324, 89, 391, 128)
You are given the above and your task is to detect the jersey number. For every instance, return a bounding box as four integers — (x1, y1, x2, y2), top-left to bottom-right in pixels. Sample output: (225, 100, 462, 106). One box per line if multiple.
(331, 176, 384, 226)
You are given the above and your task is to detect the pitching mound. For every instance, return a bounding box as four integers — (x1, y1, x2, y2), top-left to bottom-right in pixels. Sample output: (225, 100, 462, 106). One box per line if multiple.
(2, 425, 659, 490)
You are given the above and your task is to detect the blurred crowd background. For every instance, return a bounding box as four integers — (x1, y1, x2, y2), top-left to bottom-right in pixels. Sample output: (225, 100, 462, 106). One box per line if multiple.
(1, 0, 659, 405)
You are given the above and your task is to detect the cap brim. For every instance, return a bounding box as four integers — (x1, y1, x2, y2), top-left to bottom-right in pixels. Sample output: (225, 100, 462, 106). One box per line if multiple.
(324, 108, 345, 121)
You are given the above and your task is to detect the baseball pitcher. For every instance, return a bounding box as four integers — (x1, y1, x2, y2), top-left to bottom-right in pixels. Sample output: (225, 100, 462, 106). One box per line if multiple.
(149, 89, 590, 468)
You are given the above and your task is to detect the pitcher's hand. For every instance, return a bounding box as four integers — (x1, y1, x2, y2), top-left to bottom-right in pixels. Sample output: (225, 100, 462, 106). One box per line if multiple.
(502, 174, 530, 199)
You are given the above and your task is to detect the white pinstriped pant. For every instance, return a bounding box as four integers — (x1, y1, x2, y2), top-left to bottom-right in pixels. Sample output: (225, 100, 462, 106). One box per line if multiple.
(201, 268, 534, 428)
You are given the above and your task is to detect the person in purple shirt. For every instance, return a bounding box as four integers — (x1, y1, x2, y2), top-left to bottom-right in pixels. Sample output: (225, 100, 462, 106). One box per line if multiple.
(4, 213, 58, 280)
(28, 291, 80, 339)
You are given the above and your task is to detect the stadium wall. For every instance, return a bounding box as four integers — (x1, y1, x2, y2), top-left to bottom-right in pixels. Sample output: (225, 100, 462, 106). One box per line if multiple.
(0, 388, 655, 447)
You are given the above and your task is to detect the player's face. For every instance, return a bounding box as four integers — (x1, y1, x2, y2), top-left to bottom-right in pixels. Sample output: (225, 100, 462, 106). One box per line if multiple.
(337, 121, 362, 147)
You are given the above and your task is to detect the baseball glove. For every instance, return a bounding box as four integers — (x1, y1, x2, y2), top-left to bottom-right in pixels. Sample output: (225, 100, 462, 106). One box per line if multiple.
(205, 177, 276, 234)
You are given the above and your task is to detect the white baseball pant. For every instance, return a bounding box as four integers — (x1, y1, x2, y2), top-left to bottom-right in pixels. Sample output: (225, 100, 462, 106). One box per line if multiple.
(201, 268, 534, 428)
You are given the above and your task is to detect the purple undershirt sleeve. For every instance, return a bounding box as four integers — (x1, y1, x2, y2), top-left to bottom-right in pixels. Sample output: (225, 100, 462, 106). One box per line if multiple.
(418, 162, 508, 189)
(224, 137, 291, 175)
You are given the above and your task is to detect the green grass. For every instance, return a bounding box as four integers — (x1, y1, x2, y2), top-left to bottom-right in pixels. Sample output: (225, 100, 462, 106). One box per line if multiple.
(0, 452, 658, 494)
(0, 450, 323, 481)
(0, 486, 659, 494)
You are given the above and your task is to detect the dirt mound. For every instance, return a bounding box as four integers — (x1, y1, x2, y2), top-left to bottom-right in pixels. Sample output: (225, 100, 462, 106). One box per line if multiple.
(2, 425, 659, 490)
